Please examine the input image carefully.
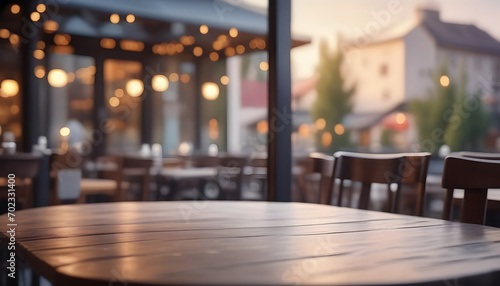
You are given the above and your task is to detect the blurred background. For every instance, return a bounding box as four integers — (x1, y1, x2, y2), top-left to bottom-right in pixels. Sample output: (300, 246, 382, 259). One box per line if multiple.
(0, 0, 499, 205)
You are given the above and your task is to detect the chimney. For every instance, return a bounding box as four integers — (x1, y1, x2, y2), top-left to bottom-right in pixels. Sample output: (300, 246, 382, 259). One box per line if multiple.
(416, 8, 440, 23)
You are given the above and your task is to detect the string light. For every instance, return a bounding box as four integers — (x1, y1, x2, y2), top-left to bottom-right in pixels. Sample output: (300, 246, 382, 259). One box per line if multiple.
(110, 13, 120, 24)
(126, 14, 135, 23)
(229, 27, 238, 38)
(10, 4, 20, 14)
(36, 4, 46, 13)
(199, 25, 209, 34)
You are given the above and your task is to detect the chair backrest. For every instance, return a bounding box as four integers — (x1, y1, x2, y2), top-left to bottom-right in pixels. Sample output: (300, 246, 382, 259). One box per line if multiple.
(50, 150, 83, 170)
(443, 152, 500, 223)
(162, 157, 182, 168)
(400, 152, 431, 216)
(189, 155, 220, 168)
(294, 156, 318, 202)
(0, 153, 42, 209)
(309, 152, 334, 204)
(50, 151, 83, 202)
(217, 156, 248, 200)
(250, 157, 267, 168)
(122, 156, 154, 169)
(0, 153, 42, 179)
(94, 155, 153, 201)
(453, 151, 500, 160)
(331, 151, 405, 211)
(175, 155, 248, 200)
(329, 151, 430, 215)
(121, 156, 154, 201)
(442, 155, 500, 224)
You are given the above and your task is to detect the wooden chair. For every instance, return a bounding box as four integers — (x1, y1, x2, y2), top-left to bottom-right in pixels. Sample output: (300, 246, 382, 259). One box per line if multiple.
(309, 152, 334, 204)
(50, 150, 83, 204)
(163, 155, 246, 200)
(329, 152, 405, 211)
(122, 156, 154, 201)
(328, 152, 430, 215)
(294, 156, 319, 202)
(99, 156, 153, 201)
(51, 151, 126, 204)
(450, 152, 500, 217)
(189, 155, 220, 168)
(191, 155, 248, 200)
(0, 153, 42, 209)
(217, 156, 248, 200)
(248, 157, 267, 199)
(398, 152, 431, 216)
(442, 155, 500, 224)
(453, 151, 500, 160)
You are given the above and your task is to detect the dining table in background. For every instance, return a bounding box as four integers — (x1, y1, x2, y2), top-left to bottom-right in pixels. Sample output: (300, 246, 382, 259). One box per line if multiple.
(157, 166, 219, 200)
(1, 201, 500, 286)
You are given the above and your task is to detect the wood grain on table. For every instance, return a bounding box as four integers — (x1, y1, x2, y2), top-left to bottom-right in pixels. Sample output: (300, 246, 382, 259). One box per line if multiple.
(1, 202, 500, 285)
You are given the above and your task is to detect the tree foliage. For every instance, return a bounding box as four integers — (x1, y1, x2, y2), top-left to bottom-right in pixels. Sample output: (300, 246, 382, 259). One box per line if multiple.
(409, 65, 491, 153)
(311, 39, 354, 152)
(444, 94, 491, 151)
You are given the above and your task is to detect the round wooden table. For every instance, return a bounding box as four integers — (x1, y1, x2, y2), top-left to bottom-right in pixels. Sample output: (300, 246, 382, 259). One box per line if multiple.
(1, 201, 500, 285)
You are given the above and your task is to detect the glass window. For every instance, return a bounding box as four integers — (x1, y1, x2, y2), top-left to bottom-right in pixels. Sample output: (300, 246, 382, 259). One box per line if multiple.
(291, 0, 500, 204)
(104, 59, 142, 154)
(0, 33, 22, 148)
(46, 53, 95, 155)
(151, 59, 197, 155)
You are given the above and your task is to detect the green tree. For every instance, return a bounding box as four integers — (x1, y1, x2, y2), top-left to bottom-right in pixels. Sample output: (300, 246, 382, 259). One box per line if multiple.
(444, 71, 491, 150)
(409, 65, 456, 153)
(311, 39, 354, 152)
(410, 65, 491, 153)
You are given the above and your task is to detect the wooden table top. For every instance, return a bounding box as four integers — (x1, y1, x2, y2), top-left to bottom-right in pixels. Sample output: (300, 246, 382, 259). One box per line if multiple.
(1, 202, 500, 286)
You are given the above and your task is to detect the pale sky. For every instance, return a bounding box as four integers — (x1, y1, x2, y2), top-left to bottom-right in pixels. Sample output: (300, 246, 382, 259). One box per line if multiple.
(242, 0, 500, 79)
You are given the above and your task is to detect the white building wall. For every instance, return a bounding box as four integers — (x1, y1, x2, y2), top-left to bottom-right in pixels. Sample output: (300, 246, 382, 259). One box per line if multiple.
(345, 40, 405, 113)
(403, 25, 437, 100)
(436, 47, 500, 97)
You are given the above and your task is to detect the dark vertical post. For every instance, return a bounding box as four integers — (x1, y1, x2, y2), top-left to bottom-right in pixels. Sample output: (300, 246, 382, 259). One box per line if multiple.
(194, 59, 202, 151)
(267, 0, 292, 202)
(19, 7, 43, 286)
(92, 56, 106, 158)
(141, 64, 153, 144)
(21, 0, 39, 152)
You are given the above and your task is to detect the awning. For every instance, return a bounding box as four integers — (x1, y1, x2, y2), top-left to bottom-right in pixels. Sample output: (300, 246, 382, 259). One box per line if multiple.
(48, 0, 310, 51)
(343, 102, 407, 130)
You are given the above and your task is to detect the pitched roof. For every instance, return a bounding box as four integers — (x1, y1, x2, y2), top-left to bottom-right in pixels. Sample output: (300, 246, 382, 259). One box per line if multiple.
(346, 9, 500, 55)
(421, 10, 500, 55)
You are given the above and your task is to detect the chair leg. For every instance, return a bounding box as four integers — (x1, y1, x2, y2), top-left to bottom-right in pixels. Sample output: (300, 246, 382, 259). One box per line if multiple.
(142, 174, 151, 201)
(393, 183, 402, 213)
(386, 184, 393, 213)
(347, 183, 354, 207)
(461, 188, 488, 225)
(358, 182, 371, 210)
(415, 183, 425, 217)
(165, 179, 179, 201)
(325, 177, 334, 205)
(318, 176, 331, 204)
(25, 183, 34, 209)
(336, 180, 344, 207)
(442, 188, 454, 220)
(156, 175, 163, 201)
